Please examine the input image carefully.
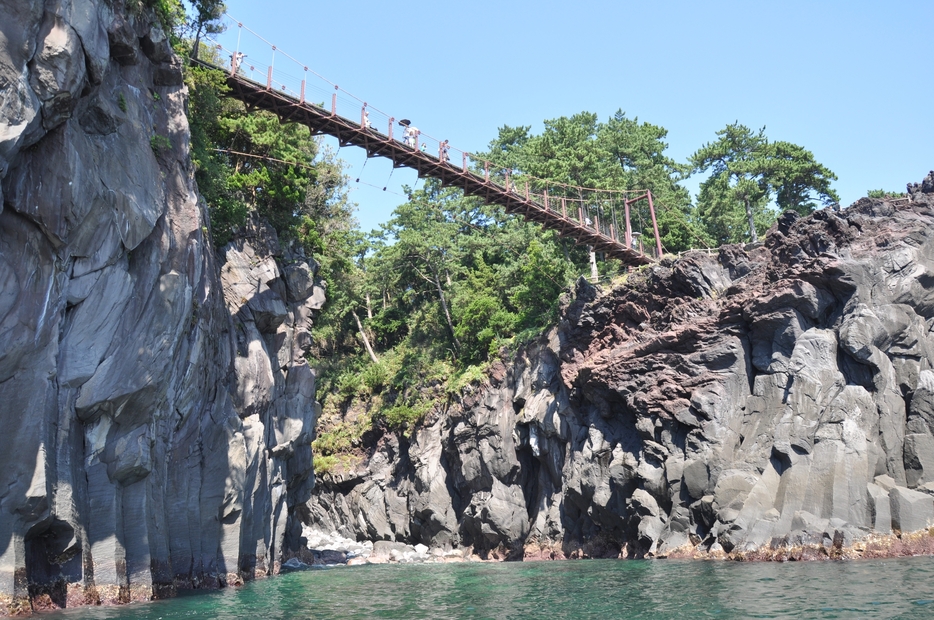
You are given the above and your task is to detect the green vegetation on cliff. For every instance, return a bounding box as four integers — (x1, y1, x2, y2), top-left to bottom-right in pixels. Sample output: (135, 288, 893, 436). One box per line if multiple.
(173, 8, 840, 473)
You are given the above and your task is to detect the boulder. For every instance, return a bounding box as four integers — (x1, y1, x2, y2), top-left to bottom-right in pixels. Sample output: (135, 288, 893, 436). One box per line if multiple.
(889, 486, 934, 533)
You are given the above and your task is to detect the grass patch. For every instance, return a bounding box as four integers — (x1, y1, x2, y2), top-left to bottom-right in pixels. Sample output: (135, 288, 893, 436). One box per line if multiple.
(313, 410, 372, 456)
(447, 362, 488, 395)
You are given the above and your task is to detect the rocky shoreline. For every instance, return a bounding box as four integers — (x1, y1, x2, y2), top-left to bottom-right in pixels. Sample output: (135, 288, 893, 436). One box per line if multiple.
(285, 523, 934, 569)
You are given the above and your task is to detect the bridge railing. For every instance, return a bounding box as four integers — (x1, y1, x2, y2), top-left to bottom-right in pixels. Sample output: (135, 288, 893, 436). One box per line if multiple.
(201, 15, 665, 259)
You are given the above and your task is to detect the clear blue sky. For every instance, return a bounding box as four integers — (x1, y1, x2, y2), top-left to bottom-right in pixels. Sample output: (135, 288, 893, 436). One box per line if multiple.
(214, 0, 933, 234)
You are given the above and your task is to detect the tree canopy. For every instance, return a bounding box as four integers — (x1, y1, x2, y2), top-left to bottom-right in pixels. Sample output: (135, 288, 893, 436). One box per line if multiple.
(690, 122, 839, 244)
(480, 111, 699, 252)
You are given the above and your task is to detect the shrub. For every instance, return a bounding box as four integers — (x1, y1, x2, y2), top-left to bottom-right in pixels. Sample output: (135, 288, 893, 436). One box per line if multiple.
(127, 0, 185, 32)
(335, 370, 363, 399)
(361, 361, 389, 394)
(312, 454, 337, 475)
(867, 189, 907, 199)
(381, 400, 431, 434)
(150, 134, 171, 153)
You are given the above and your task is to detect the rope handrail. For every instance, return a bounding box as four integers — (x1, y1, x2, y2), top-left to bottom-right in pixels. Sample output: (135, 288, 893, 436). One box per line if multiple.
(207, 15, 655, 199)
(195, 16, 669, 262)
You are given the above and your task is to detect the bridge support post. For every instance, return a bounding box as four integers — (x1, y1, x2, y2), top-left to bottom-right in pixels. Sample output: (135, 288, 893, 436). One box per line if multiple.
(647, 190, 663, 258)
(463, 153, 468, 173)
(484, 161, 489, 183)
(331, 86, 338, 116)
(505, 170, 510, 192)
(266, 66, 273, 90)
(624, 199, 632, 248)
(388, 117, 394, 141)
(544, 190, 549, 211)
(562, 198, 567, 218)
(300, 79, 306, 104)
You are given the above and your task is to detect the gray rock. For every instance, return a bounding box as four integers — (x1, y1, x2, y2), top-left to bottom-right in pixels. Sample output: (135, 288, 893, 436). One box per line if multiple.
(153, 59, 183, 87)
(904, 433, 934, 488)
(371, 540, 414, 559)
(0, 3, 323, 609)
(29, 11, 87, 129)
(889, 486, 934, 533)
(107, 12, 138, 65)
(867, 483, 892, 533)
(140, 24, 172, 63)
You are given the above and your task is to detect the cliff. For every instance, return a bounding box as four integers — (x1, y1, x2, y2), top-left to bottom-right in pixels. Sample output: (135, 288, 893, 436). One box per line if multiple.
(308, 177, 934, 560)
(0, 0, 320, 613)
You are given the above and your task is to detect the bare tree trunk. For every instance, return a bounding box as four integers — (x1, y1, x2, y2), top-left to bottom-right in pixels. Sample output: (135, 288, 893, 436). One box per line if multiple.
(412, 259, 461, 353)
(351, 309, 379, 364)
(745, 198, 758, 244)
(589, 246, 599, 283)
(365, 292, 373, 319)
(192, 28, 202, 61)
(431, 266, 461, 352)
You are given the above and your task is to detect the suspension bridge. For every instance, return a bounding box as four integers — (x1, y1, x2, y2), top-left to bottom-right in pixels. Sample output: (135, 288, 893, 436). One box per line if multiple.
(194, 17, 669, 266)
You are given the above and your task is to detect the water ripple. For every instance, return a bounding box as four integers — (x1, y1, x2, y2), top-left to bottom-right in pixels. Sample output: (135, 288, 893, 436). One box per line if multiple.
(43, 555, 934, 619)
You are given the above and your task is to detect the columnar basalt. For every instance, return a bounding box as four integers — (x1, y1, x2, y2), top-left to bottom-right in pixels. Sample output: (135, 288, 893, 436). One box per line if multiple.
(308, 178, 934, 560)
(0, 1, 321, 613)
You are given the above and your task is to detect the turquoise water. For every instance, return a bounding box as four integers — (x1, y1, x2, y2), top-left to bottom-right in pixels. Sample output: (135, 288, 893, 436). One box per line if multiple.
(45, 557, 934, 619)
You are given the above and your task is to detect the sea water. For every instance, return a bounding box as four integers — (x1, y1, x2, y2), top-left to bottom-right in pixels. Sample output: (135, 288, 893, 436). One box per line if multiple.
(44, 556, 934, 619)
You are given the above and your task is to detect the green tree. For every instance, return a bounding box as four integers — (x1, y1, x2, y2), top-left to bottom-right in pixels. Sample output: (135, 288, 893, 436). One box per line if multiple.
(509, 239, 566, 328)
(185, 0, 226, 60)
(690, 122, 839, 244)
(374, 182, 464, 353)
(598, 111, 697, 250)
(481, 110, 697, 254)
(185, 60, 246, 245)
(452, 258, 518, 363)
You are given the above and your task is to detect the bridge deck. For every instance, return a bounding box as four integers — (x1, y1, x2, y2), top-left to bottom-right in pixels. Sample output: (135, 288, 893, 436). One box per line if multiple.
(198, 61, 651, 266)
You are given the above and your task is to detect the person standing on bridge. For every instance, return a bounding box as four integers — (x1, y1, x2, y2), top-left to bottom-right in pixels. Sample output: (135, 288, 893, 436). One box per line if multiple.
(440, 140, 450, 162)
(231, 52, 246, 75)
(403, 125, 418, 147)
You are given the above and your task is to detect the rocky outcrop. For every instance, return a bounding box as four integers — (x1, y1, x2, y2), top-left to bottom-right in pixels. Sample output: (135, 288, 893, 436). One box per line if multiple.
(308, 180, 934, 559)
(0, 1, 321, 613)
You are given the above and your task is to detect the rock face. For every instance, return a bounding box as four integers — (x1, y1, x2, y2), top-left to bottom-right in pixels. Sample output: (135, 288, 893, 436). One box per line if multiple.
(0, 1, 321, 613)
(309, 182, 934, 558)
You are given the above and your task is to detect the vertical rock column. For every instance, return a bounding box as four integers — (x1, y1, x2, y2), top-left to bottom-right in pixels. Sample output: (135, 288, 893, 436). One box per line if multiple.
(0, 0, 323, 612)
